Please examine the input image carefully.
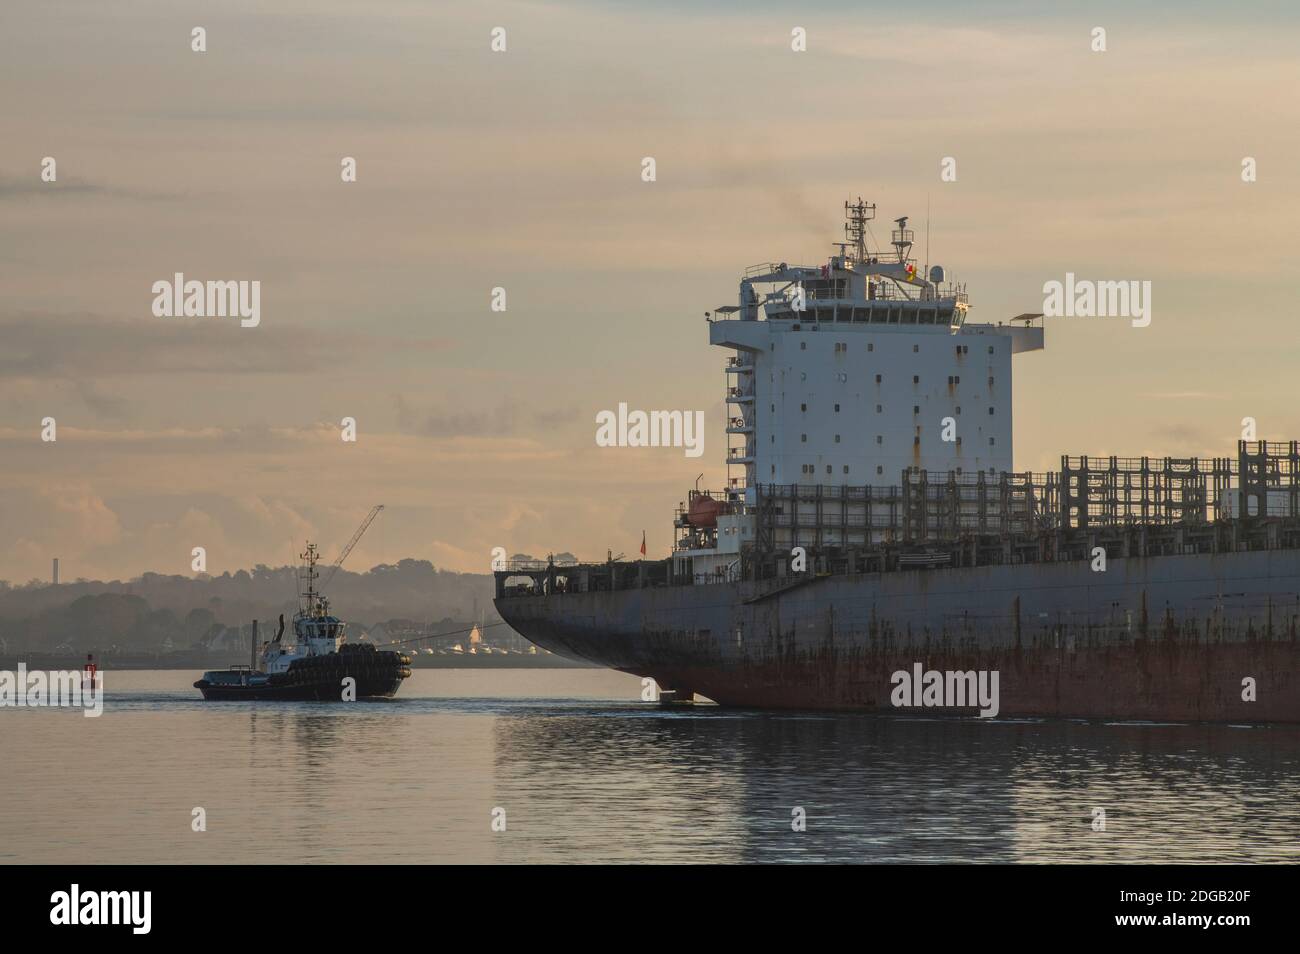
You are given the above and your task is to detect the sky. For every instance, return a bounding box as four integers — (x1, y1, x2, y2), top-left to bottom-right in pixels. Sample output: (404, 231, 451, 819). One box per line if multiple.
(2, 0, 1300, 583)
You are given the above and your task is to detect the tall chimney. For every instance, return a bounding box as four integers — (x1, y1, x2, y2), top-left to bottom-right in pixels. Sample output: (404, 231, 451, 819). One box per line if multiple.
(252, 619, 259, 671)
(52, 558, 59, 586)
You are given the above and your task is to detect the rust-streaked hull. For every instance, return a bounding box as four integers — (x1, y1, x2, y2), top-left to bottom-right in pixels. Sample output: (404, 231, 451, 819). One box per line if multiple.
(496, 549, 1300, 722)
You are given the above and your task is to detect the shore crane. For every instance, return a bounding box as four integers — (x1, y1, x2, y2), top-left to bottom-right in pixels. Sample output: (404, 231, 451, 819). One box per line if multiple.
(321, 505, 384, 589)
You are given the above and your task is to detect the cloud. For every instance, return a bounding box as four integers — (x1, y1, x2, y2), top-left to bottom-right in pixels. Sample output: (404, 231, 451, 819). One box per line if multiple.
(0, 175, 181, 203)
(425, 539, 484, 573)
(0, 489, 110, 584)
(1135, 392, 1223, 401)
(1145, 423, 1216, 449)
(393, 393, 580, 438)
(0, 312, 451, 381)
(72, 379, 133, 421)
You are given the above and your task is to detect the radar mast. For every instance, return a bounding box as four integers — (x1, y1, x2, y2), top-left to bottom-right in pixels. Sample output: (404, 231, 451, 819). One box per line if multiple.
(844, 197, 876, 265)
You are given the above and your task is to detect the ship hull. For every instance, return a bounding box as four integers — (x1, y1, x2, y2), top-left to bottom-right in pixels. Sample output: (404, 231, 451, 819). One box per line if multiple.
(496, 549, 1300, 722)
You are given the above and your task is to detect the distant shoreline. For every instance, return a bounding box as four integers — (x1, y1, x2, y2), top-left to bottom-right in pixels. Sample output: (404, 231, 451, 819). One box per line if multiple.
(0, 651, 600, 671)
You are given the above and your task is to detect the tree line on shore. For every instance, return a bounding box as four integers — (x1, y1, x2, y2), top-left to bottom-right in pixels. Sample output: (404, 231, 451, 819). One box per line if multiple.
(0, 558, 508, 654)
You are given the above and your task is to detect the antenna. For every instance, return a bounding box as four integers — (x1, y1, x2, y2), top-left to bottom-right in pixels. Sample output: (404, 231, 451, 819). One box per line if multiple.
(925, 194, 931, 295)
(298, 542, 321, 613)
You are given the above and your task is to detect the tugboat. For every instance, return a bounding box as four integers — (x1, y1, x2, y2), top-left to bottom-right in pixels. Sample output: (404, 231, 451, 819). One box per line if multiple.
(194, 541, 411, 701)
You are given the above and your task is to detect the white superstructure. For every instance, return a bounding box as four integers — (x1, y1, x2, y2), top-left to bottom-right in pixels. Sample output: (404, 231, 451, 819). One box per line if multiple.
(259, 543, 345, 674)
(708, 199, 1043, 503)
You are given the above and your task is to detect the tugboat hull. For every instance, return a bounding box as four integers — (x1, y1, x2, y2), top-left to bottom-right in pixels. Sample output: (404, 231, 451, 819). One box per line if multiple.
(194, 672, 408, 701)
(195, 647, 411, 701)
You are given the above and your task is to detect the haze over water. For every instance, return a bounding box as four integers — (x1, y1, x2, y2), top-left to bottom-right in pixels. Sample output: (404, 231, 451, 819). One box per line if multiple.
(3, 670, 1297, 864)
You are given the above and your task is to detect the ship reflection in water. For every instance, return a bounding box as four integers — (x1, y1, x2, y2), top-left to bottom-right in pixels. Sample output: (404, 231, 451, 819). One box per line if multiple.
(490, 706, 1300, 864)
(2, 670, 1296, 864)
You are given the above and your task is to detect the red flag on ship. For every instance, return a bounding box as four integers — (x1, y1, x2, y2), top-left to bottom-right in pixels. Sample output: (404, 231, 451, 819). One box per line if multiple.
(640, 531, 647, 557)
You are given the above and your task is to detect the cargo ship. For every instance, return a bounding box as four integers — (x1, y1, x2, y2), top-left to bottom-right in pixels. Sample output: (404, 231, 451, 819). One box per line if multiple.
(494, 198, 1300, 722)
(195, 543, 411, 701)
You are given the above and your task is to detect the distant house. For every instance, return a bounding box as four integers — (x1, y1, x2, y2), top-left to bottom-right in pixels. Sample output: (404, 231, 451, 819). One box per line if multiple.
(212, 627, 245, 652)
(195, 625, 250, 655)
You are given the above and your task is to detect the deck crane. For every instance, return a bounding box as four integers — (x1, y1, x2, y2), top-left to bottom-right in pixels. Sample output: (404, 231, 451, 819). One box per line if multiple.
(321, 505, 384, 589)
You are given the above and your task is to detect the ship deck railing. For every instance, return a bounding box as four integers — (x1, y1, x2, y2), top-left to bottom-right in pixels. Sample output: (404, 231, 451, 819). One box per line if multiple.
(494, 442, 1300, 598)
(495, 515, 1300, 600)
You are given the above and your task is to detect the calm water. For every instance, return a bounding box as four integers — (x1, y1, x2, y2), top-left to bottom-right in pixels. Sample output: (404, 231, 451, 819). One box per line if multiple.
(2, 669, 1297, 864)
